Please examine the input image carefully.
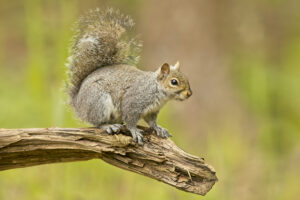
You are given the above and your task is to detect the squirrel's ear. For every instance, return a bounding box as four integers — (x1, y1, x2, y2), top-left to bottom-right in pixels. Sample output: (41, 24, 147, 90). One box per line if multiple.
(158, 63, 170, 80)
(172, 61, 180, 71)
(161, 63, 170, 74)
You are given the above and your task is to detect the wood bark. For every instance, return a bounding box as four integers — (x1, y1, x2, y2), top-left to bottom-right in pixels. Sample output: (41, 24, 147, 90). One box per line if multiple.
(0, 127, 217, 195)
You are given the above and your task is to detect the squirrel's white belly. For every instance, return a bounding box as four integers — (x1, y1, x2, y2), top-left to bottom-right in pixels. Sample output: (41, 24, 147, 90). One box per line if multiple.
(142, 97, 168, 117)
(102, 93, 120, 122)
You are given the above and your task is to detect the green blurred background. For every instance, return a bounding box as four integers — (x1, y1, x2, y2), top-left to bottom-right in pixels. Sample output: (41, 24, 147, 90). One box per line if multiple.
(0, 0, 300, 199)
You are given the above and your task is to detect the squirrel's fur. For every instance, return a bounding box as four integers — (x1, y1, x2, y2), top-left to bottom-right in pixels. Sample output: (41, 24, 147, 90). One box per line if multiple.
(66, 8, 141, 98)
(66, 8, 192, 145)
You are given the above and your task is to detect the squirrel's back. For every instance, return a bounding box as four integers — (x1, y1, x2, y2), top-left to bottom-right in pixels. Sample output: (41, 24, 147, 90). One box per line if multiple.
(66, 8, 142, 101)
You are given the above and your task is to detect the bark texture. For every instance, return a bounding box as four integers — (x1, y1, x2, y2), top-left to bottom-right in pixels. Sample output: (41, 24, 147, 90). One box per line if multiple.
(0, 127, 217, 195)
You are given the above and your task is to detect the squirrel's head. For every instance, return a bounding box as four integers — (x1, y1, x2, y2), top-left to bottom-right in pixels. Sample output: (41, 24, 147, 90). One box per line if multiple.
(156, 62, 192, 101)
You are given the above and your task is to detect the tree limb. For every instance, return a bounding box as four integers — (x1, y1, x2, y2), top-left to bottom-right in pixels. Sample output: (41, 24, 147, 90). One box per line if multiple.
(0, 127, 217, 195)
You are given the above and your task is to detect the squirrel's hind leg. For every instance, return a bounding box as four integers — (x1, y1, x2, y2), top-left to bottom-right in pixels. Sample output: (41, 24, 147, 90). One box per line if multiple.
(100, 124, 123, 134)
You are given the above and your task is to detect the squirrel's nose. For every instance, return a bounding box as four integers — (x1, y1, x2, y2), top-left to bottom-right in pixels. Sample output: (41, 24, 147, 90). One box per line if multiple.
(186, 89, 192, 98)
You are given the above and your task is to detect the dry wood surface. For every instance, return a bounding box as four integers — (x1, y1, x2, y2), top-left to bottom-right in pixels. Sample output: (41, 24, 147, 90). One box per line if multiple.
(0, 127, 217, 195)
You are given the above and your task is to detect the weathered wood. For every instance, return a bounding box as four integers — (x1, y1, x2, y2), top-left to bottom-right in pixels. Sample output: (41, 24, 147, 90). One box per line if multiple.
(0, 127, 217, 195)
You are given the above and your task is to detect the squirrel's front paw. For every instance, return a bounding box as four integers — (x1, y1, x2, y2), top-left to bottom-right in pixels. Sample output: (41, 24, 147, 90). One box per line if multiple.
(154, 126, 172, 138)
(128, 128, 144, 145)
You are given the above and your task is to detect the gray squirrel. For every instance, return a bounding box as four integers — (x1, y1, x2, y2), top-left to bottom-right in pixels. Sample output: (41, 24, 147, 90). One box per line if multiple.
(66, 8, 192, 145)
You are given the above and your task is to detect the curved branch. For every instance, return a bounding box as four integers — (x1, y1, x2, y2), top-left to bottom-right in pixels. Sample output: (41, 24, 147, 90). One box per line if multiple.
(0, 127, 217, 195)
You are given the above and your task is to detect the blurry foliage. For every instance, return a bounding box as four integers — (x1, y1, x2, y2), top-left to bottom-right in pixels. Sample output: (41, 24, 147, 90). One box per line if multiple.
(0, 0, 300, 200)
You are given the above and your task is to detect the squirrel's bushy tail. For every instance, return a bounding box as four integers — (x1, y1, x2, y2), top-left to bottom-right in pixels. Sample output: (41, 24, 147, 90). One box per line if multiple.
(66, 8, 142, 98)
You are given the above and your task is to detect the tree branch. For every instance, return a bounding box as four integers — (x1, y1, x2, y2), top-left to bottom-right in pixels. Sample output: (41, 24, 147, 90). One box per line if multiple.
(0, 127, 217, 195)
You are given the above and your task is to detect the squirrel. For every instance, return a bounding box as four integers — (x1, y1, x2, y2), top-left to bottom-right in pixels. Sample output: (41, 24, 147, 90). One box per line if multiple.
(66, 8, 192, 145)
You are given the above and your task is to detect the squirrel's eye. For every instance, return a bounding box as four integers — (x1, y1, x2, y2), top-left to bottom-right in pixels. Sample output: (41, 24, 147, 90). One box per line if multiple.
(171, 79, 178, 86)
